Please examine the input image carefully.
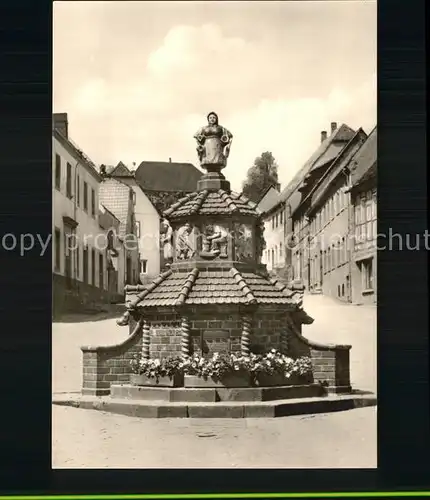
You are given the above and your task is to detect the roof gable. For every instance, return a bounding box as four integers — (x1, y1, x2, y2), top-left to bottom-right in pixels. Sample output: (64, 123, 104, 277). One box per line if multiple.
(110, 161, 134, 177)
(257, 186, 282, 213)
(260, 124, 355, 214)
(350, 127, 377, 187)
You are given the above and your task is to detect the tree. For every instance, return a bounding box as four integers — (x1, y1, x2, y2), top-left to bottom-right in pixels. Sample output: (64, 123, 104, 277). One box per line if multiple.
(241, 151, 279, 203)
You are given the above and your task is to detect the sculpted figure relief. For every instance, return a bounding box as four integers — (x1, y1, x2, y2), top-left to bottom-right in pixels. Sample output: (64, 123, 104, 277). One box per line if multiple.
(160, 218, 173, 262)
(201, 224, 229, 259)
(234, 223, 254, 262)
(176, 223, 195, 260)
(194, 112, 233, 169)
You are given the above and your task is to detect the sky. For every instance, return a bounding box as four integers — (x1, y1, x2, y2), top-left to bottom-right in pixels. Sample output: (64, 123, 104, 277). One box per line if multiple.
(53, 0, 376, 192)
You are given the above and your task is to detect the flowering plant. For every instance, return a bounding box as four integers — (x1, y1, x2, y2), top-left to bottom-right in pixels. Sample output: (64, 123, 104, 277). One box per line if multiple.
(130, 354, 184, 381)
(130, 350, 313, 382)
(181, 350, 313, 381)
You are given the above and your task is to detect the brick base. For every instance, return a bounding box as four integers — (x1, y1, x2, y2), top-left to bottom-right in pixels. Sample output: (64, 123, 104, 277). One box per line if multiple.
(81, 305, 352, 395)
(288, 312, 352, 392)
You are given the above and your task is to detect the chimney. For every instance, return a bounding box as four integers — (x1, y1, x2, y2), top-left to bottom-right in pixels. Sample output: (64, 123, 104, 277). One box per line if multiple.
(169, 157, 172, 163)
(53, 112, 68, 138)
(331, 122, 337, 134)
(321, 131, 327, 143)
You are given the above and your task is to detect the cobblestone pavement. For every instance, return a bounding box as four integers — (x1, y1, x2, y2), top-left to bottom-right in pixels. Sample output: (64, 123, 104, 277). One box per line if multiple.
(52, 405, 376, 468)
(52, 295, 376, 468)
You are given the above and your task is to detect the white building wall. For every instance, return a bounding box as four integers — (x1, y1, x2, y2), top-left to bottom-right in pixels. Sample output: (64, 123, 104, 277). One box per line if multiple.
(117, 178, 161, 279)
(261, 206, 286, 271)
(52, 136, 106, 289)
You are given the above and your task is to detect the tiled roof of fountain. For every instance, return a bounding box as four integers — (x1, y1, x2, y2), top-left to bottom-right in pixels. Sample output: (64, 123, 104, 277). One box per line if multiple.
(124, 268, 303, 308)
(163, 189, 260, 219)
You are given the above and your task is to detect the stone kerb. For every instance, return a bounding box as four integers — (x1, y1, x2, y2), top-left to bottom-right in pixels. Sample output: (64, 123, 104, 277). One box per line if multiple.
(287, 317, 352, 393)
(81, 318, 143, 396)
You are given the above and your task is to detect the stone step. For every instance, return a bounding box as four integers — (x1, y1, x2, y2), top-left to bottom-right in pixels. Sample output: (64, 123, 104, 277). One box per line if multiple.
(110, 383, 324, 403)
(52, 392, 377, 419)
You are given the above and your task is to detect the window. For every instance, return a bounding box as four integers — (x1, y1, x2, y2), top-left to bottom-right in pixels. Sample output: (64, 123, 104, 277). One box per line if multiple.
(99, 253, 104, 289)
(328, 248, 331, 272)
(272, 217, 275, 230)
(66, 162, 72, 198)
(83, 182, 88, 212)
(91, 188, 96, 217)
(271, 249, 274, 267)
(54, 228, 61, 271)
(279, 243, 283, 258)
(275, 213, 279, 228)
(107, 230, 115, 250)
(91, 248, 96, 286)
(64, 230, 72, 284)
(360, 196, 366, 222)
(131, 190, 136, 205)
(342, 237, 347, 264)
(55, 155, 61, 190)
(355, 204, 361, 225)
(83, 246, 89, 284)
(342, 284, 345, 296)
(76, 245, 80, 280)
(76, 175, 80, 206)
(280, 210, 284, 225)
(140, 259, 147, 274)
(366, 201, 372, 223)
(363, 258, 374, 290)
(333, 243, 338, 268)
(135, 221, 141, 238)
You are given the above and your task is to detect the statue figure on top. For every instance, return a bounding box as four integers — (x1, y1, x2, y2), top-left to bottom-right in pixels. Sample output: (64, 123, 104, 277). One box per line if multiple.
(194, 112, 233, 169)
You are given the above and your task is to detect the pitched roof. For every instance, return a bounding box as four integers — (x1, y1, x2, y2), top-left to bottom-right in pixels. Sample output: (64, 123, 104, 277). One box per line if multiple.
(260, 124, 355, 214)
(163, 189, 259, 219)
(135, 161, 203, 192)
(53, 128, 101, 181)
(257, 186, 282, 213)
(297, 129, 368, 215)
(124, 268, 304, 308)
(99, 178, 132, 239)
(350, 127, 377, 187)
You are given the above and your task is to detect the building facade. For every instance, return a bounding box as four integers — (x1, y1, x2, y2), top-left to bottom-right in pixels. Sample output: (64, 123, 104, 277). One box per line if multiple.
(349, 127, 377, 304)
(258, 122, 377, 305)
(258, 122, 356, 281)
(292, 128, 368, 301)
(98, 177, 140, 294)
(53, 113, 119, 316)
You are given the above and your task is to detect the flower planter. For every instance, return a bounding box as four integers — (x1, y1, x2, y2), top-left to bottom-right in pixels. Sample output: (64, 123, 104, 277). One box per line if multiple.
(130, 373, 183, 387)
(253, 373, 306, 387)
(184, 372, 251, 388)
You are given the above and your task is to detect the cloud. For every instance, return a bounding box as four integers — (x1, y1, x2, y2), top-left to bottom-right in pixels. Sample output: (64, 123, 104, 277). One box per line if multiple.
(54, 4, 376, 193)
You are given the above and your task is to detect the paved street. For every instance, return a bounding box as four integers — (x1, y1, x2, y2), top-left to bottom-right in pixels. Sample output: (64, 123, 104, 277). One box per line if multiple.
(52, 294, 376, 468)
(52, 405, 376, 468)
(302, 294, 376, 392)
